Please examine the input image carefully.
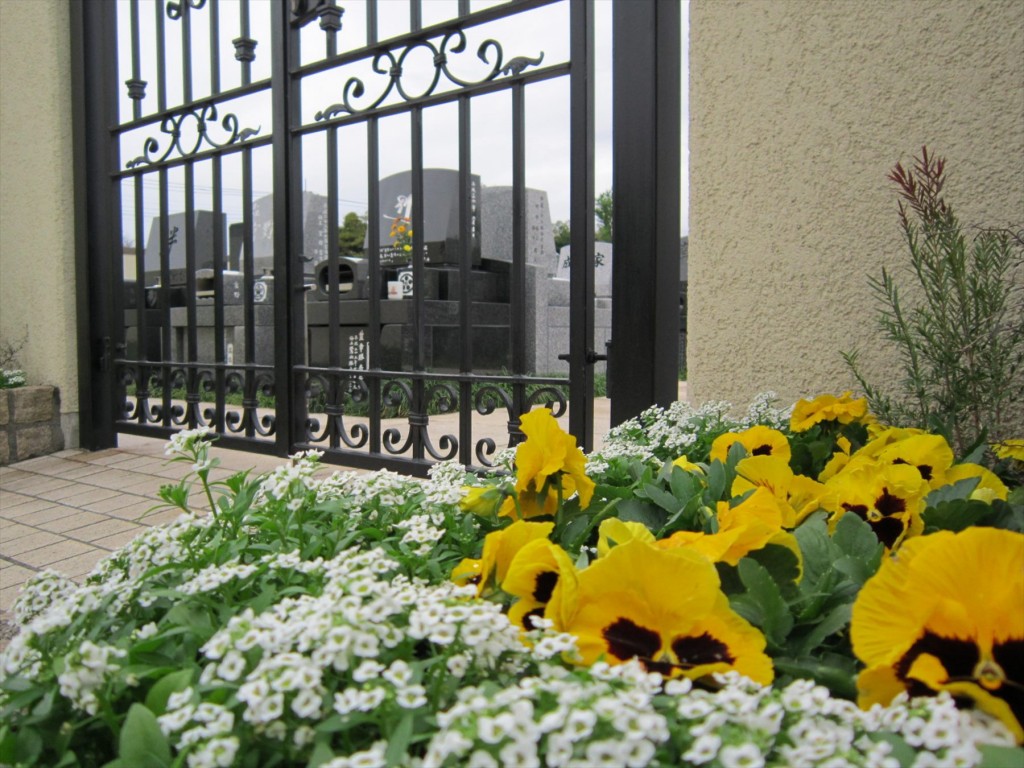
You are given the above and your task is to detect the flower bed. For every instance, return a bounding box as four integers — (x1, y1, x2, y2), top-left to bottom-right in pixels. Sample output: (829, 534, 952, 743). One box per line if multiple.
(2, 394, 1022, 767)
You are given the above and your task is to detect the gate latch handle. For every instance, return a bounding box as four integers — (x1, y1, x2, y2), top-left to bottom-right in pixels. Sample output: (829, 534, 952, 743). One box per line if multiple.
(558, 349, 607, 365)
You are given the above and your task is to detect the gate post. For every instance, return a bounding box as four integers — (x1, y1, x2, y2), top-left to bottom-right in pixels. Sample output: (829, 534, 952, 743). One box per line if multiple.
(609, 0, 681, 425)
(271, 3, 308, 456)
(72, 0, 120, 449)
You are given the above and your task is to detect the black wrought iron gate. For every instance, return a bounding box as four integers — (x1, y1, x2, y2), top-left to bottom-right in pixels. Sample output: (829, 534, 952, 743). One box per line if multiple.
(74, 0, 609, 474)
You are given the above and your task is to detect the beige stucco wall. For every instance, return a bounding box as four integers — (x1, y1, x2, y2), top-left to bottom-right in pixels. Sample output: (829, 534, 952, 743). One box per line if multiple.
(0, 0, 79, 444)
(689, 0, 1024, 420)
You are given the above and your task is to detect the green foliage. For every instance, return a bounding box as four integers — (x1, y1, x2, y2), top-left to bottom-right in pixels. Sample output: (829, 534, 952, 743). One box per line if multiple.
(336, 211, 367, 256)
(595, 189, 614, 242)
(552, 219, 571, 250)
(845, 147, 1024, 456)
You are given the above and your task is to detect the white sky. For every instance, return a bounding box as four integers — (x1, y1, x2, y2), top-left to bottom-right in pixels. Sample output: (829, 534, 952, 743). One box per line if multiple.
(116, 0, 689, 245)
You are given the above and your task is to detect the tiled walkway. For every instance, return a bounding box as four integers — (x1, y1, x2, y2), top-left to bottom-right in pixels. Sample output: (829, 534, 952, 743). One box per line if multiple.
(0, 437, 306, 614)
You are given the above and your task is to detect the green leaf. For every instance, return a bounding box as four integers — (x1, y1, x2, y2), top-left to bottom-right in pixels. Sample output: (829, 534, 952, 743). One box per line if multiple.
(384, 713, 414, 766)
(925, 477, 981, 506)
(794, 514, 836, 587)
(706, 460, 728, 501)
(795, 603, 852, 657)
(774, 653, 859, 700)
(306, 741, 336, 767)
(832, 512, 883, 566)
(643, 483, 682, 514)
(13, 726, 42, 767)
(866, 732, 917, 768)
(746, 543, 802, 596)
(979, 744, 1024, 768)
(144, 669, 194, 717)
(615, 499, 667, 531)
(922, 498, 994, 533)
(119, 704, 171, 768)
(736, 558, 793, 647)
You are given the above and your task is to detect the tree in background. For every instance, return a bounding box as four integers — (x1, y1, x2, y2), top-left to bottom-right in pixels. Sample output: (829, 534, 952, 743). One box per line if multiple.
(338, 211, 368, 256)
(595, 189, 613, 242)
(552, 189, 615, 250)
(553, 220, 571, 250)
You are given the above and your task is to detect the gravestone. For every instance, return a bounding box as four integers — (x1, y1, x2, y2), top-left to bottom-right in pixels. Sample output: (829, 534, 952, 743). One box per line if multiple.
(143, 210, 227, 285)
(370, 169, 482, 267)
(251, 191, 331, 274)
(555, 242, 614, 297)
(480, 186, 557, 271)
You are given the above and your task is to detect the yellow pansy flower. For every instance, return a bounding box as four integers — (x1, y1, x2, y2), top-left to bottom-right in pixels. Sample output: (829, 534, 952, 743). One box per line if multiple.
(852, 528, 1024, 742)
(597, 518, 656, 557)
(547, 539, 773, 683)
(502, 407, 594, 519)
(790, 391, 869, 432)
(451, 520, 554, 597)
(672, 455, 705, 474)
(993, 439, 1024, 462)
(875, 433, 955, 488)
(823, 460, 928, 550)
(657, 487, 801, 571)
(710, 425, 792, 464)
(502, 538, 578, 631)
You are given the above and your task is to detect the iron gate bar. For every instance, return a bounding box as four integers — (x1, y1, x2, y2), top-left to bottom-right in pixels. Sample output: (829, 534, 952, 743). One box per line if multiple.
(293, 0, 560, 79)
(212, 154, 226, 433)
(158, 167, 172, 426)
(209, 0, 221, 94)
(128, 0, 143, 121)
(457, 91, 472, 466)
(113, 81, 272, 136)
(300, 65, 570, 134)
(511, 80, 527, 441)
(238, 0, 254, 87)
(155, 0, 166, 112)
(568, 0, 596, 451)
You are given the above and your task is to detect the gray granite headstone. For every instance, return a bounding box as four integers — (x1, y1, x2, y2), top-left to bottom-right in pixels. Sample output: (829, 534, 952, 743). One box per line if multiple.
(368, 169, 482, 267)
(251, 191, 330, 274)
(555, 242, 614, 297)
(143, 211, 227, 284)
(480, 186, 557, 271)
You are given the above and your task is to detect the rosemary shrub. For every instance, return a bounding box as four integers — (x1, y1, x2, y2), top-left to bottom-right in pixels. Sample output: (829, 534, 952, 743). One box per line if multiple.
(845, 147, 1024, 457)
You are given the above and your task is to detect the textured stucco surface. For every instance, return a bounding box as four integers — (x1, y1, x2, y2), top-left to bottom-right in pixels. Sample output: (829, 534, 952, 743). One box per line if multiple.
(0, 0, 78, 423)
(689, 0, 1024, 417)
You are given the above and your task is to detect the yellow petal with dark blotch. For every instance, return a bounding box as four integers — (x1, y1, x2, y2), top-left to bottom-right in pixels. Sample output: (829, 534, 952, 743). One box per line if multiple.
(857, 664, 910, 709)
(933, 680, 1024, 743)
(732, 456, 795, 507)
(877, 434, 955, 486)
(710, 425, 792, 464)
(508, 597, 547, 633)
(502, 538, 576, 602)
(549, 540, 771, 681)
(480, 520, 554, 589)
(451, 557, 483, 590)
(515, 408, 569, 495)
(597, 518, 656, 558)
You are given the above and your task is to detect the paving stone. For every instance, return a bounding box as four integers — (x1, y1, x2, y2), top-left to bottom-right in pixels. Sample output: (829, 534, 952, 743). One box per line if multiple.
(83, 494, 151, 516)
(36, 510, 108, 533)
(92, 529, 146, 551)
(2, 530, 64, 557)
(68, 518, 144, 543)
(17, 539, 98, 568)
(2, 503, 79, 525)
(0, 522, 37, 543)
(0, 585, 26, 612)
(47, 550, 108, 579)
(0, 562, 36, 592)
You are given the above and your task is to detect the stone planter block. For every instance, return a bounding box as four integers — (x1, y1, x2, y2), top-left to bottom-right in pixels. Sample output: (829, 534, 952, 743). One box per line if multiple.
(1, 386, 64, 465)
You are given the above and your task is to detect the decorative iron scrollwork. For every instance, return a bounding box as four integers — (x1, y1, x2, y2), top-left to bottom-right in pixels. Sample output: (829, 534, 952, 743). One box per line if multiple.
(315, 31, 544, 120)
(223, 370, 276, 437)
(233, 36, 257, 64)
(125, 78, 147, 102)
(303, 373, 369, 449)
(126, 103, 261, 169)
(166, 0, 206, 21)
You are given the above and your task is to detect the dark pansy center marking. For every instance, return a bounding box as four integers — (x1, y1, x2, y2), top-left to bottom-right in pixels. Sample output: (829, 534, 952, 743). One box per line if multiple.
(870, 516, 906, 549)
(466, 575, 481, 586)
(843, 503, 870, 517)
(896, 631, 979, 687)
(522, 607, 545, 631)
(602, 618, 661, 663)
(992, 639, 1024, 724)
(752, 444, 773, 456)
(671, 633, 734, 667)
(893, 458, 933, 480)
(874, 487, 906, 517)
(533, 571, 558, 603)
